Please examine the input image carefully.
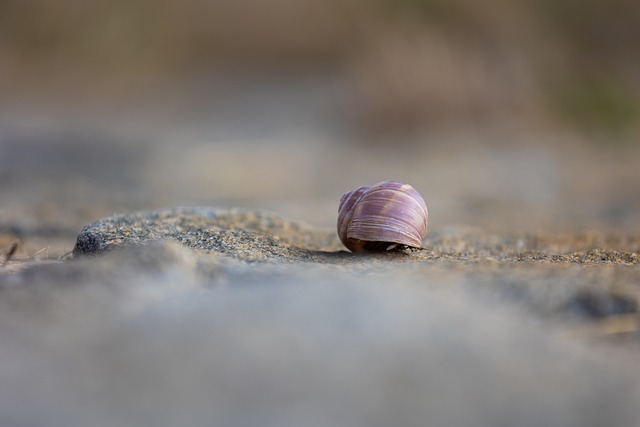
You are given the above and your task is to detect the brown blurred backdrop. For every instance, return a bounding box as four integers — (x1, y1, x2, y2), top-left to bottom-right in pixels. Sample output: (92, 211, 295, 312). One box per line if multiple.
(1, 0, 639, 136)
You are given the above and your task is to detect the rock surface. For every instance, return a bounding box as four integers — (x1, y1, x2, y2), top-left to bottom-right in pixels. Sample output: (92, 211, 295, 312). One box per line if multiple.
(68, 207, 640, 343)
(2, 121, 640, 427)
(1, 209, 639, 427)
(73, 207, 342, 261)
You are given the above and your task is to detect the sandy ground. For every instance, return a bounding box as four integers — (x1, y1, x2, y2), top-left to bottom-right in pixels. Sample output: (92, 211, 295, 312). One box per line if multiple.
(1, 100, 640, 426)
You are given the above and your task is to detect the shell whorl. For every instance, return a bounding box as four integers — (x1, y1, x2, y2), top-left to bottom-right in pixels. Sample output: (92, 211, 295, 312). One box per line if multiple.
(337, 181, 428, 252)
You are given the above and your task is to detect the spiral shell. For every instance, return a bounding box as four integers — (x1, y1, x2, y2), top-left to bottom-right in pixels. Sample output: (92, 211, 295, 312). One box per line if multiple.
(337, 181, 428, 252)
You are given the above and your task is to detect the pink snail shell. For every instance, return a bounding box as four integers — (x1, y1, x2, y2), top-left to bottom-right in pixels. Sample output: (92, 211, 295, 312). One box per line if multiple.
(337, 181, 428, 253)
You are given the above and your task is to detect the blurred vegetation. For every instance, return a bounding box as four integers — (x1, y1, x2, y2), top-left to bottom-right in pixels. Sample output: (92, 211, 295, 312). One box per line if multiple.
(551, 78, 640, 135)
(1, 0, 638, 135)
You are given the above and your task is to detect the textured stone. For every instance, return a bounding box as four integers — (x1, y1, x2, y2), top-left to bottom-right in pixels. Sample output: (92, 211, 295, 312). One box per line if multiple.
(73, 207, 343, 262)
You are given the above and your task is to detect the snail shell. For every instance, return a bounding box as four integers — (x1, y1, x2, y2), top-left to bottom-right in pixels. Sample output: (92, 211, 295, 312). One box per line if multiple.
(337, 181, 428, 252)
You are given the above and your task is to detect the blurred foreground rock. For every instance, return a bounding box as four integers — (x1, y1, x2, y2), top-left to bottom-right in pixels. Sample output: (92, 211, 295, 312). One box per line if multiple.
(1, 208, 639, 427)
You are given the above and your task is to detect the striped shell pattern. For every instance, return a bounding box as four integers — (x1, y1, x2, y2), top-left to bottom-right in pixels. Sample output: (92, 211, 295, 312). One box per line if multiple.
(337, 181, 428, 252)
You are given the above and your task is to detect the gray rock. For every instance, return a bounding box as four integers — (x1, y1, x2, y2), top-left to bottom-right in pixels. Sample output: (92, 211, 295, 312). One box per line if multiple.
(1, 208, 639, 427)
(1, 246, 639, 427)
(73, 207, 343, 261)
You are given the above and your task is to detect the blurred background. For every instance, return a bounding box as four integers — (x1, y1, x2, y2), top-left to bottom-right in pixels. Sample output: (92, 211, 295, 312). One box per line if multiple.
(1, 0, 640, 257)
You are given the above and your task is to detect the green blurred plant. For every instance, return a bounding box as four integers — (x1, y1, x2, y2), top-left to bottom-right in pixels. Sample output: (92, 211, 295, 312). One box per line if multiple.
(551, 78, 640, 135)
